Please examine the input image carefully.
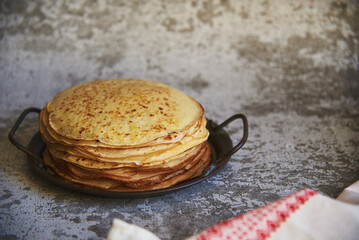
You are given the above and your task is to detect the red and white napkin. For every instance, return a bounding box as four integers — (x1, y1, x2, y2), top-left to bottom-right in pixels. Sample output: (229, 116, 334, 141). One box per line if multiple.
(107, 182, 359, 240)
(186, 188, 359, 240)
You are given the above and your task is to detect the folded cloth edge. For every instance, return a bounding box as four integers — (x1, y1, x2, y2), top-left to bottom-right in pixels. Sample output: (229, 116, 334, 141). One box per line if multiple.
(337, 180, 359, 204)
(107, 218, 161, 240)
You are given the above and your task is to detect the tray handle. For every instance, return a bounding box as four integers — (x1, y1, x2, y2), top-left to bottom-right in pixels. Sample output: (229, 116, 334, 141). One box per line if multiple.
(8, 107, 42, 163)
(215, 113, 248, 160)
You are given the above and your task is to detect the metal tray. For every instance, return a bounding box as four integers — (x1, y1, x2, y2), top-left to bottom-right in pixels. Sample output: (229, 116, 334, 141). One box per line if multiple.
(9, 107, 248, 198)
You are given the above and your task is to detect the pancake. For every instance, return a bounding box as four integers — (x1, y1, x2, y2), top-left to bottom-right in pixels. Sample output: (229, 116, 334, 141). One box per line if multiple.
(48, 141, 205, 170)
(40, 107, 203, 148)
(44, 117, 208, 164)
(65, 143, 207, 183)
(46, 79, 204, 146)
(43, 143, 211, 191)
(39, 79, 211, 192)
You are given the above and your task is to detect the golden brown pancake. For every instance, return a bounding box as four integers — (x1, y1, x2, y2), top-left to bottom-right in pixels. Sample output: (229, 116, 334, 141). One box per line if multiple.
(46, 79, 204, 146)
(40, 107, 204, 148)
(66, 143, 207, 184)
(40, 79, 211, 192)
(43, 117, 208, 164)
(43, 143, 211, 191)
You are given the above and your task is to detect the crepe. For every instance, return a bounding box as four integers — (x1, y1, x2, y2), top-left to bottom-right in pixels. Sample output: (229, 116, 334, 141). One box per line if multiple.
(40, 106, 204, 148)
(46, 79, 204, 146)
(43, 142, 211, 191)
(39, 79, 211, 192)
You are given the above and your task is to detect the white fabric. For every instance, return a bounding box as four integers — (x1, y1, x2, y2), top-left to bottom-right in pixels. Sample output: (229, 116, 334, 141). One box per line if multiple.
(337, 180, 359, 204)
(107, 219, 160, 240)
(268, 194, 359, 240)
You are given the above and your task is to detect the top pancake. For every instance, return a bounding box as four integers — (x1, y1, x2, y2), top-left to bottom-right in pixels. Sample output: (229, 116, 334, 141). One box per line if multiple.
(46, 79, 204, 146)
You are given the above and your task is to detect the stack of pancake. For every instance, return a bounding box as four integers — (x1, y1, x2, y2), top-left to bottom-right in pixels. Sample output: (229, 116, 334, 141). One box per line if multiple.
(39, 79, 211, 191)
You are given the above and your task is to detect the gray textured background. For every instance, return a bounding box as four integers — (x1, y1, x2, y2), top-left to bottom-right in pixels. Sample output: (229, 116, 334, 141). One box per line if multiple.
(1, 0, 359, 239)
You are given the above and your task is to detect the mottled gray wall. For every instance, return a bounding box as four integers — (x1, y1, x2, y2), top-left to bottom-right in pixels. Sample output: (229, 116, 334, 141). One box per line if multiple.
(1, 0, 358, 124)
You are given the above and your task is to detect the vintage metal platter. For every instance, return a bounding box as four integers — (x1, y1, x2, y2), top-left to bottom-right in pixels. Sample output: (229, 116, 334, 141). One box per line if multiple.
(9, 108, 248, 198)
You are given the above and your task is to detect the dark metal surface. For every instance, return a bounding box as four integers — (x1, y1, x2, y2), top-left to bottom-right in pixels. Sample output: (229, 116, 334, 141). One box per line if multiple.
(8, 108, 248, 198)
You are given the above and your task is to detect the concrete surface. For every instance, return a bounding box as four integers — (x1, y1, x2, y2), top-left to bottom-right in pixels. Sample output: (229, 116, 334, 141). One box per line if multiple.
(1, 0, 358, 239)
